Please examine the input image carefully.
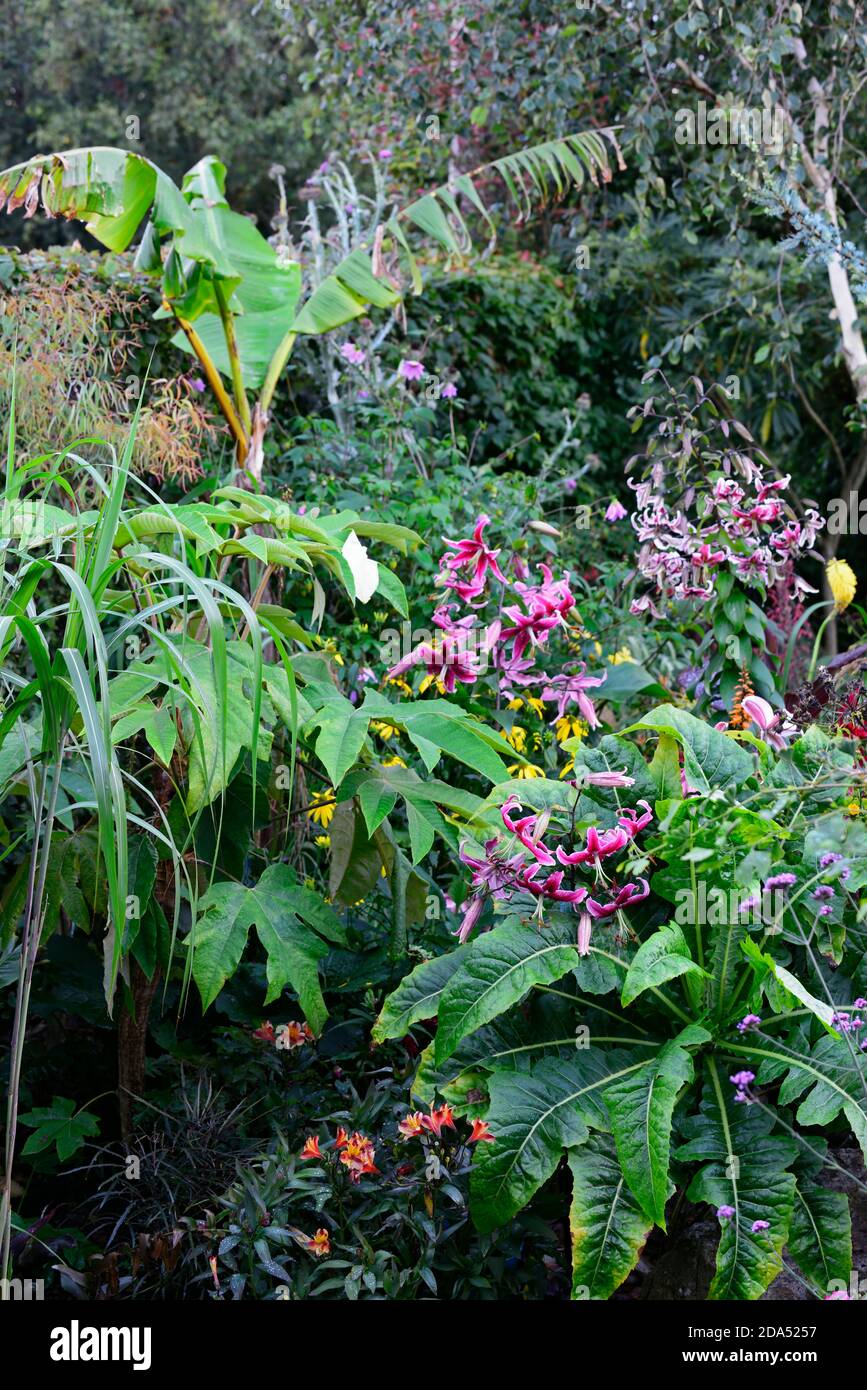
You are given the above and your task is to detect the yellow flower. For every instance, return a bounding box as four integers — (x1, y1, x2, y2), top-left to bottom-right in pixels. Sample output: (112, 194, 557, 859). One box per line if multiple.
(559, 758, 575, 780)
(315, 834, 330, 848)
(607, 646, 635, 665)
(507, 761, 545, 779)
(371, 719, 402, 742)
(555, 716, 589, 744)
(507, 725, 528, 753)
(847, 801, 862, 817)
(385, 675, 413, 697)
(382, 755, 407, 768)
(419, 672, 446, 695)
(827, 558, 857, 612)
(307, 790, 335, 828)
(526, 696, 546, 719)
(506, 697, 524, 711)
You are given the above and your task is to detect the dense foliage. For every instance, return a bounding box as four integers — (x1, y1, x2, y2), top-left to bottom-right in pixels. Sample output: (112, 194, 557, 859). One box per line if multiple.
(2, 0, 867, 1309)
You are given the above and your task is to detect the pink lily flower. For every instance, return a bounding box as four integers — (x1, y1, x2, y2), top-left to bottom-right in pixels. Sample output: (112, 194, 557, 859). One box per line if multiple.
(453, 895, 484, 943)
(441, 515, 507, 591)
(580, 770, 636, 789)
(577, 910, 593, 956)
(741, 695, 797, 752)
(386, 635, 479, 694)
(501, 795, 555, 865)
(540, 665, 607, 726)
(587, 879, 650, 919)
(556, 824, 629, 867)
(617, 800, 653, 838)
(519, 862, 589, 905)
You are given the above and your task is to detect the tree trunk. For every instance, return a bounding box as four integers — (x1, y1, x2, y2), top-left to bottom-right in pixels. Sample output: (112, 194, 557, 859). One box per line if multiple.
(117, 960, 161, 1141)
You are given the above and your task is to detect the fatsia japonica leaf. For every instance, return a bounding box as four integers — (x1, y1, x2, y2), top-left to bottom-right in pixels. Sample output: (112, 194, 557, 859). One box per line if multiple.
(788, 1180, 852, 1294)
(19, 1096, 100, 1162)
(603, 1026, 710, 1227)
(677, 1069, 798, 1301)
(469, 1049, 647, 1232)
(371, 947, 470, 1044)
(568, 1135, 653, 1300)
(621, 923, 708, 1007)
(190, 864, 345, 1032)
(434, 915, 586, 1065)
(623, 705, 755, 794)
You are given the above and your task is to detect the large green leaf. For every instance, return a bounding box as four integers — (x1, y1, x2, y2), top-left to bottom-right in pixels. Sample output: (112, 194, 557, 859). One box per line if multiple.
(604, 1026, 709, 1227)
(623, 705, 755, 794)
(621, 923, 707, 1007)
(372, 947, 470, 1044)
(435, 916, 584, 1064)
(677, 1068, 798, 1301)
(568, 1135, 653, 1300)
(789, 1180, 851, 1294)
(190, 864, 345, 1031)
(469, 1050, 645, 1232)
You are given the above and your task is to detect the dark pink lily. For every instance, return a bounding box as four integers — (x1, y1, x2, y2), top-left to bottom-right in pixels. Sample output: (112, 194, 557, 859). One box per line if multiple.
(556, 824, 629, 867)
(587, 879, 650, 919)
(501, 795, 555, 865)
(441, 514, 507, 592)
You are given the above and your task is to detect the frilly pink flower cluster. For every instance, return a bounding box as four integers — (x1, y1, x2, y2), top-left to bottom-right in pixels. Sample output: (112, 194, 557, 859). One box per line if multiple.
(628, 465, 823, 615)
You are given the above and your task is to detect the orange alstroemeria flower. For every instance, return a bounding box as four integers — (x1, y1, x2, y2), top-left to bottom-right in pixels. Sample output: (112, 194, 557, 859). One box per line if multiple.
(300, 1135, 323, 1161)
(397, 1112, 426, 1140)
(339, 1131, 379, 1183)
(421, 1104, 456, 1138)
(467, 1119, 495, 1144)
(334, 1126, 349, 1149)
(252, 1021, 275, 1043)
(276, 1020, 314, 1051)
(306, 1229, 331, 1258)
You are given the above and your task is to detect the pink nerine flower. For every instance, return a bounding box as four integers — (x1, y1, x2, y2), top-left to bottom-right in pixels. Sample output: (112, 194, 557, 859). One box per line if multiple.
(399, 358, 425, 380)
(740, 695, 797, 752)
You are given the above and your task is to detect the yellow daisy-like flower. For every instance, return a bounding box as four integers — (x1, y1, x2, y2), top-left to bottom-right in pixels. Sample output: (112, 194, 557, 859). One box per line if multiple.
(507, 761, 545, 779)
(506, 697, 524, 712)
(559, 757, 575, 779)
(847, 801, 862, 817)
(507, 726, 528, 753)
(827, 558, 857, 612)
(526, 696, 546, 719)
(555, 716, 589, 744)
(382, 755, 407, 768)
(307, 790, 335, 828)
(371, 719, 402, 742)
(315, 834, 331, 848)
(607, 646, 635, 665)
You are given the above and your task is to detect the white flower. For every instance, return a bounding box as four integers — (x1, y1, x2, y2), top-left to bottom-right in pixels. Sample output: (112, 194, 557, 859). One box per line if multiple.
(342, 530, 379, 603)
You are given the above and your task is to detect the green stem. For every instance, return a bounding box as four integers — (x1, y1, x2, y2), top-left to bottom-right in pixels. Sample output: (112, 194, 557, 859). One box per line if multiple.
(259, 330, 297, 416)
(214, 282, 252, 436)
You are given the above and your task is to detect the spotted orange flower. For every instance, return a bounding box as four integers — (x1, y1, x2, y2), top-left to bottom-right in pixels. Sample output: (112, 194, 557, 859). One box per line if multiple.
(300, 1135, 323, 1161)
(339, 1131, 379, 1182)
(421, 1104, 456, 1138)
(334, 1126, 349, 1149)
(306, 1229, 331, 1258)
(397, 1111, 426, 1140)
(467, 1119, 495, 1144)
